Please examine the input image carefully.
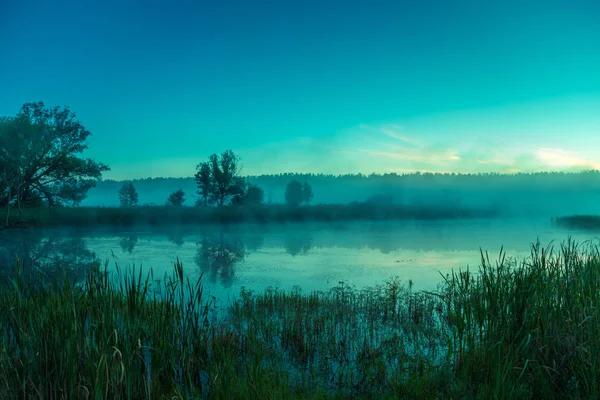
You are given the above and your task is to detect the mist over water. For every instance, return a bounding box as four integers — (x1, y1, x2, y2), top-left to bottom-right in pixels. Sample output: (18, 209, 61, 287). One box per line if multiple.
(83, 173, 600, 218)
(2, 218, 598, 306)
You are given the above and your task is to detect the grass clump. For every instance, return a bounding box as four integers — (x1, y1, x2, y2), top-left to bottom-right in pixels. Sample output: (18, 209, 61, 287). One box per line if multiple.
(1, 203, 499, 229)
(0, 258, 307, 399)
(2, 238, 600, 398)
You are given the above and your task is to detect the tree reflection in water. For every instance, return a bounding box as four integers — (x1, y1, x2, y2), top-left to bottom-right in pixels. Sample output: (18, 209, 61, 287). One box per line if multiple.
(0, 230, 99, 290)
(283, 231, 312, 256)
(194, 232, 247, 287)
(119, 234, 138, 254)
(167, 231, 185, 247)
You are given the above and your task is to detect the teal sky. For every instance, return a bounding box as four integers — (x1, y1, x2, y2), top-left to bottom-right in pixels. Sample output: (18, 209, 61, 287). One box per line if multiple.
(1, 0, 599, 179)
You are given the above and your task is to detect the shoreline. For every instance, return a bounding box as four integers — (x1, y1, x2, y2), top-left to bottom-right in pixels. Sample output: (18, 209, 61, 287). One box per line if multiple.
(1, 203, 500, 229)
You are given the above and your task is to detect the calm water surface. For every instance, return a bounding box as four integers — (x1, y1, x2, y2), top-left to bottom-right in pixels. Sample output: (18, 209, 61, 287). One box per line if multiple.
(1, 218, 598, 306)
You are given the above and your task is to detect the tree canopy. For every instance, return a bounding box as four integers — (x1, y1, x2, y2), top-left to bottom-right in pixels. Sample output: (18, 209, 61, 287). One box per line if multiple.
(195, 150, 246, 207)
(285, 179, 303, 207)
(119, 181, 138, 207)
(0, 102, 109, 211)
(166, 189, 186, 206)
(232, 183, 264, 206)
(302, 181, 313, 204)
(194, 162, 213, 206)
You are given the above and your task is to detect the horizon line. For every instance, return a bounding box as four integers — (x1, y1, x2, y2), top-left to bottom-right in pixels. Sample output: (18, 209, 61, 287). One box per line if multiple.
(99, 169, 600, 182)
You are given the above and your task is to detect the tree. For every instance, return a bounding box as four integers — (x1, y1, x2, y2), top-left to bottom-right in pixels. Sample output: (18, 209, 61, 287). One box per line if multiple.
(194, 162, 212, 207)
(0, 102, 110, 215)
(245, 184, 264, 205)
(302, 181, 313, 204)
(285, 179, 303, 207)
(166, 189, 185, 206)
(195, 150, 246, 207)
(119, 181, 138, 207)
(232, 183, 264, 206)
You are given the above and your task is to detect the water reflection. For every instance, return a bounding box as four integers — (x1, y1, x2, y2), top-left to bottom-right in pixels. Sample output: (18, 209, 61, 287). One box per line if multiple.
(167, 231, 185, 247)
(0, 220, 590, 293)
(194, 232, 247, 287)
(283, 231, 312, 256)
(119, 234, 138, 254)
(244, 233, 264, 252)
(0, 229, 99, 288)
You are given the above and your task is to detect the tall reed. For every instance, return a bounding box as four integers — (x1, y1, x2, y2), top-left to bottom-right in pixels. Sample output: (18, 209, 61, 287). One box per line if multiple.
(2, 239, 600, 398)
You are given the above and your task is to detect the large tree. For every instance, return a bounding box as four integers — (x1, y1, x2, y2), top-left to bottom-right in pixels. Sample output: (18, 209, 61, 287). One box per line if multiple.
(0, 102, 109, 213)
(209, 150, 246, 206)
(195, 150, 246, 207)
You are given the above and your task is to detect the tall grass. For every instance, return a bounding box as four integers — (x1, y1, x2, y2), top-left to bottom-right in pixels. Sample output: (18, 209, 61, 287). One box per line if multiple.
(2, 239, 600, 398)
(0, 258, 305, 399)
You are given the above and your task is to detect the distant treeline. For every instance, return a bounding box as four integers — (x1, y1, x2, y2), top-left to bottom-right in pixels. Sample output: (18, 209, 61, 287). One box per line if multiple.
(85, 170, 600, 216)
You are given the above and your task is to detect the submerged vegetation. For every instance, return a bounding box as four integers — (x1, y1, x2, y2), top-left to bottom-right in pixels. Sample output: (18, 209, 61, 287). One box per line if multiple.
(1, 239, 600, 398)
(0, 203, 498, 229)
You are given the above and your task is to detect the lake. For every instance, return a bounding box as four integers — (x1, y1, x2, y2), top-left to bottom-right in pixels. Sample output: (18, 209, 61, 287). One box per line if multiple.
(1, 217, 598, 307)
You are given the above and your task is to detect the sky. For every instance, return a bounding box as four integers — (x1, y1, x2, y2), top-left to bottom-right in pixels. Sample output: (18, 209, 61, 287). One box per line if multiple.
(1, 0, 600, 180)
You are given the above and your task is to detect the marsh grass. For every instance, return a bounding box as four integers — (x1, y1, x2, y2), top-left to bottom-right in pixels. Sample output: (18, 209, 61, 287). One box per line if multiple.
(1, 203, 499, 229)
(2, 239, 600, 399)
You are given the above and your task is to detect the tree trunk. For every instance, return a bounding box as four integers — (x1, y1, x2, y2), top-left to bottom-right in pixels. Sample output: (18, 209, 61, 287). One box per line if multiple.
(17, 190, 22, 223)
(4, 187, 11, 228)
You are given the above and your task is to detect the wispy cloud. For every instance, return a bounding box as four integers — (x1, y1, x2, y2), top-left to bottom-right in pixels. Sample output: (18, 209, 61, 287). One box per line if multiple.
(337, 122, 600, 174)
(108, 121, 600, 179)
(377, 124, 420, 147)
(362, 149, 460, 164)
(534, 147, 600, 170)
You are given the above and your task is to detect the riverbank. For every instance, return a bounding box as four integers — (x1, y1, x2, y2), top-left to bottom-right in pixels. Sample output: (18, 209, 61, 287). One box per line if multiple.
(1, 203, 500, 229)
(2, 239, 598, 398)
(555, 215, 600, 231)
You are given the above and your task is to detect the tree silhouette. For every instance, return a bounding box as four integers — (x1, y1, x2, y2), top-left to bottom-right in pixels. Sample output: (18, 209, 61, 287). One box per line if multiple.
(232, 183, 264, 206)
(285, 179, 303, 207)
(119, 181, 138, 207)
(194, 162, 213, 207)
(0, 102, 109, 224)
(166, 189, 185, 206)
(208, 150, 246, 206)
(195, 150, 246, 207)
(302, 181, 314, 204)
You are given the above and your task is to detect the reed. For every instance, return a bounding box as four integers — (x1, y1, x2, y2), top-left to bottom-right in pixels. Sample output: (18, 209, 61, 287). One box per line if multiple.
(2, 239, 600, 398)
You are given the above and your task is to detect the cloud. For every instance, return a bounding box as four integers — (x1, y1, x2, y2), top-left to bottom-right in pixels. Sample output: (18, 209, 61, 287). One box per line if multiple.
(362, 149, 460, 164)
(337, 122, 600, 174)
(108, 121, 600, 179)
(356, 123, 420, 147)
(533, 147, 600, 170)
(377, 124, 420, 147)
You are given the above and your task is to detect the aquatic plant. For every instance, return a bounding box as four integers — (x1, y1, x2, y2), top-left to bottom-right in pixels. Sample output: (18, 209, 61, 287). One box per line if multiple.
(1, 239, 600, 398)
